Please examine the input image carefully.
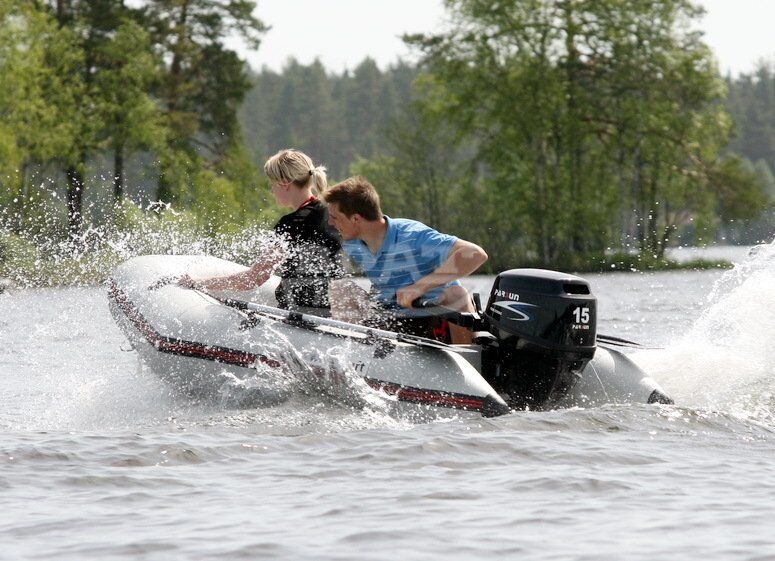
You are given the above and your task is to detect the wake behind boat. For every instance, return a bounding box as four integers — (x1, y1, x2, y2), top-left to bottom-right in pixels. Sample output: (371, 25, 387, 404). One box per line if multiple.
(108, 255, 672, 417)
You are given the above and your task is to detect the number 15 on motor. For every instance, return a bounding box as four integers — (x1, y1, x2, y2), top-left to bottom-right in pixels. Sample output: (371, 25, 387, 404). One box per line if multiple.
(572, 306, 590, 324)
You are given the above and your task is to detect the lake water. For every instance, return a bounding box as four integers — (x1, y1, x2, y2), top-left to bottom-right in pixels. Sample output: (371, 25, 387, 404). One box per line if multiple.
(1, 243, 774, 560)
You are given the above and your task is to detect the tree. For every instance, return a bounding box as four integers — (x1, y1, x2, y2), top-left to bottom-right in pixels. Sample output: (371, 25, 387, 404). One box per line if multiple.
(144, 0, 267, 202)
(239, 59, 421, 181)
(405, 0, 737, 266)
(726, 61, 775, 172)
(92, 19, 166, 202)
(0, 0, 83, 231)
(710, 156, 770, 221)
(41, 0, 140, 236)
(351, 76, 468, 233)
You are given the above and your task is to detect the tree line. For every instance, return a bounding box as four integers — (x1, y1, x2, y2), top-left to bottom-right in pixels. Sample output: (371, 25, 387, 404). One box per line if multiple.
(1, 0, 773, 272)
(722, 62, 775, 243)
(240, 58, 418, 181)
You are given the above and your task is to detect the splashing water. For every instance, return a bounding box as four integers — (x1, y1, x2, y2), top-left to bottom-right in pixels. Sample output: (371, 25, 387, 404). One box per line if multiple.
(219, 320, 398, 419)
(2, 200, 407, 426)
(214, 364, 295, 409)
(0, 200, 284, 287)
(635, 240, 775, 420)
(296, 344, 397, 411)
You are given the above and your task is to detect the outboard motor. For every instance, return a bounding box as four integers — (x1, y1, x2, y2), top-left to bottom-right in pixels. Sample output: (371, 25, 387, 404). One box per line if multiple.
(482, 269, 597, 409)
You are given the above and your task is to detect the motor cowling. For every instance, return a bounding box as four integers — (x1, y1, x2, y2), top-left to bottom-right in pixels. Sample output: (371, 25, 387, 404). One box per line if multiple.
(482, 269, 597, 409)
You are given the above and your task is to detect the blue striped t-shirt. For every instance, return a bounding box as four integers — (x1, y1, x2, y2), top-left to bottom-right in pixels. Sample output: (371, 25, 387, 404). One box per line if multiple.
(342, 216, 460, 304)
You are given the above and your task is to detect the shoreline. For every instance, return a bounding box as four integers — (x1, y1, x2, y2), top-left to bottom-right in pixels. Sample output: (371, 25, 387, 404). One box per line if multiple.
(1, 243, 760, 290)
(0, 260, 736, 292)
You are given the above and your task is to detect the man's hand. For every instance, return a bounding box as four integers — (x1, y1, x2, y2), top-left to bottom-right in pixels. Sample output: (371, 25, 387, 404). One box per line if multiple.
(396, 284, 426, 308)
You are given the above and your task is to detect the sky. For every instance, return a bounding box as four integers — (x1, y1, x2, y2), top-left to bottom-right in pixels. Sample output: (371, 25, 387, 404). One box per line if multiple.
(237, 0, 775, 76)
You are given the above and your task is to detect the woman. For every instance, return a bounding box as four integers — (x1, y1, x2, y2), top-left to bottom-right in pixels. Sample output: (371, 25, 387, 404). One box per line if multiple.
(185, 149, 343, 311)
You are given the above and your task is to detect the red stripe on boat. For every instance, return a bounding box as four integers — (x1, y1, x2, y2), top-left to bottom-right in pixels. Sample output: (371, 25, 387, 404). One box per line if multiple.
(109, 280, 485, 412)
(364, 378, 485, 412)
(108, 281, 281, 369)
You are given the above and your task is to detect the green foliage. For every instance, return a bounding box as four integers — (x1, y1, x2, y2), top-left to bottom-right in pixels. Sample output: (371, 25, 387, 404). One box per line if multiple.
(216, 140, 283, 225)
(0, 0, 269, 240)
(94, 21, 166, 147)
(0, 1, 83, 193)
(710, 156, 771, 220)
(0, 231, 39, 278)
(397, 0, 753, 267)
(188, 169, 249, 235)
(0, 196, 283, 287)
(726, 61, 775, 172)
(146, 0, 267, 204)
(754, 160, 775, 199)
(2, 0, 773, 280)
(349, 98, 464, 232)
(0, 124, 21, 181)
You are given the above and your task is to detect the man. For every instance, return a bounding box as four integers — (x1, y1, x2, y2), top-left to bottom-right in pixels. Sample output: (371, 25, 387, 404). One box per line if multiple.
(322, 176, 488, 343)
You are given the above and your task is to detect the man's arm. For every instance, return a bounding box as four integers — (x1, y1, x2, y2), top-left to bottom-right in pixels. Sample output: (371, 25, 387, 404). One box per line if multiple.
(396, 239, 488, 308)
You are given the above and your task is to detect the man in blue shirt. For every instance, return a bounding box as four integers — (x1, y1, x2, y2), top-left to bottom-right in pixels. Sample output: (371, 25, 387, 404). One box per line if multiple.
(322, 176, 488, 342)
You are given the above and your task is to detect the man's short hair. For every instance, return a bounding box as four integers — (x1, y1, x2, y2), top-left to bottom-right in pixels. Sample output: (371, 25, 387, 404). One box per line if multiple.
(323, 176, 382, 221)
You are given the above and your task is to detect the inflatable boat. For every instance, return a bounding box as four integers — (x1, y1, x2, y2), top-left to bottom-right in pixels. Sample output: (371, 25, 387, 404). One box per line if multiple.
(108, 255, 672, 417)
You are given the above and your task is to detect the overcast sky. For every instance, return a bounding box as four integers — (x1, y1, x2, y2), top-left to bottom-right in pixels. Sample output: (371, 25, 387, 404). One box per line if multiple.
(236, 0, 775, 76)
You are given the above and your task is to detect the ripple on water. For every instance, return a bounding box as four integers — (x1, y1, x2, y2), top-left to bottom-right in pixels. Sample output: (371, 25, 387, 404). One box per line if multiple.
(2, 247, 775, 560)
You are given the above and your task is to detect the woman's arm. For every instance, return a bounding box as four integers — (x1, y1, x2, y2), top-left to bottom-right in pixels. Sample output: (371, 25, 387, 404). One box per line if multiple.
(396, 239, 488, 308)
(181, 248, 284, 292)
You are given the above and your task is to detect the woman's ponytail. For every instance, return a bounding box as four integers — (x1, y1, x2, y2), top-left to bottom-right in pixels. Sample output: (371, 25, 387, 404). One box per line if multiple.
(264, 149, 327, 194)
(309, 165, 328, 194)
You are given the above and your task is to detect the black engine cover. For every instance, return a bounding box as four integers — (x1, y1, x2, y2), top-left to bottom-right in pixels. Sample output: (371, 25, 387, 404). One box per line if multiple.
(484, 269, 597, 359)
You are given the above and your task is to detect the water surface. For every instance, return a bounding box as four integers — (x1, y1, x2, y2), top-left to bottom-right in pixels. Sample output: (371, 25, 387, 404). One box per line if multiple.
(2, 243, 774, 560)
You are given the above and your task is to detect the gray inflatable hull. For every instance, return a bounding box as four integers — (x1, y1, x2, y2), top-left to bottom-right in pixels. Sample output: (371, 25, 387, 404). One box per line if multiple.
(108, 255, 671, 416)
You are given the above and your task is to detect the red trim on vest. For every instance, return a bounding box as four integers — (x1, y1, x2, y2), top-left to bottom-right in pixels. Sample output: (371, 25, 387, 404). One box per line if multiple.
(296, 195, 317, 210)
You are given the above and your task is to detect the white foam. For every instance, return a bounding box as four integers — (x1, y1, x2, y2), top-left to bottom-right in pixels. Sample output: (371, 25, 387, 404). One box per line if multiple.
(636, 241, 775, 413)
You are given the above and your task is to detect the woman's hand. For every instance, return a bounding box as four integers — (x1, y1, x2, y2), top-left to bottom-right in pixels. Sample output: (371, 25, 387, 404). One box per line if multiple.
(177, 274, 202, 290)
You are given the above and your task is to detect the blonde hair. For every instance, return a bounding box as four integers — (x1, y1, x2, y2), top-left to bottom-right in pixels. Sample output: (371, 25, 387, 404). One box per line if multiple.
(264, 149, 327, 194)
